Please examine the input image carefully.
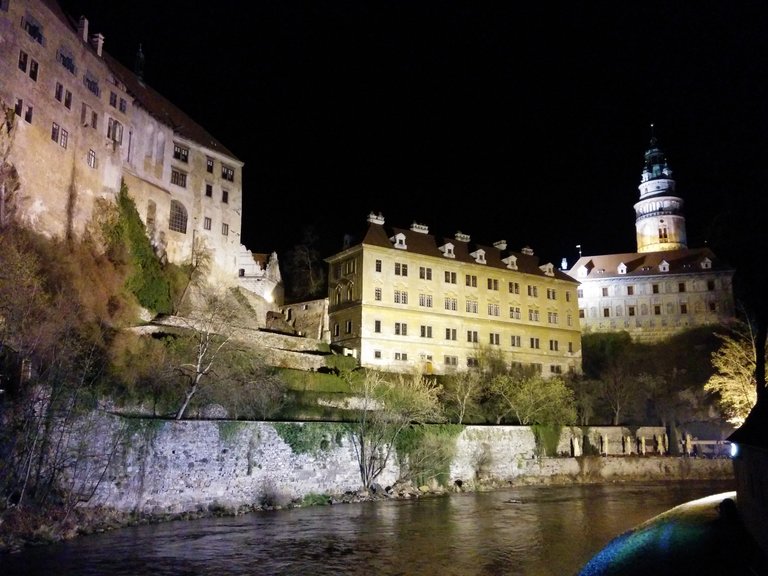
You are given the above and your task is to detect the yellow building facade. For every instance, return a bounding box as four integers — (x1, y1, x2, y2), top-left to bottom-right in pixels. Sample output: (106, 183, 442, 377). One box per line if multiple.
(326, 213, 582, 376)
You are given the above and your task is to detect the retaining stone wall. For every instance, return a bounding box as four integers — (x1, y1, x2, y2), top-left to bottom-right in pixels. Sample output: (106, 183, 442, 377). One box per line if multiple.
(67, 414, 734, 516)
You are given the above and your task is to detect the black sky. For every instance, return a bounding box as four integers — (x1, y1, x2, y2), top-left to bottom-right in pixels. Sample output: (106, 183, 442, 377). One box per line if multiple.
(55, 1, 768, 267)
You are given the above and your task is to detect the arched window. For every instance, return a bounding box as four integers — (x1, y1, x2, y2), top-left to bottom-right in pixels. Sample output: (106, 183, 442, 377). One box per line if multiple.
(169, 200, 187, 233)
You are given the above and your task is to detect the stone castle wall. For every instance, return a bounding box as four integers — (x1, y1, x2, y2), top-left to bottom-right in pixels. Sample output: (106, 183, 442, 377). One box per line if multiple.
(64, 414, 733, 516)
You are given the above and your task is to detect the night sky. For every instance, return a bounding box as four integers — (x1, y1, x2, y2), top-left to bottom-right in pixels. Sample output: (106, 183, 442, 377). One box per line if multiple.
(55, 1, 768, 268)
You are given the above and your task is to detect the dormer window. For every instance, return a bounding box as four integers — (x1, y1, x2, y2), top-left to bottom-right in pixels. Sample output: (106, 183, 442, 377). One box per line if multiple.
(540, 263, 555, 276)
(659, 260, 670, 273)
(439, 242, 455, 259)
(700, 257, 712, 270)
(470, 249, 486, 264)
(577, 266, 588, 278)
(390, 232, 407, 250)
(502, 255, 518, 270)
(618, 263, 627, 275)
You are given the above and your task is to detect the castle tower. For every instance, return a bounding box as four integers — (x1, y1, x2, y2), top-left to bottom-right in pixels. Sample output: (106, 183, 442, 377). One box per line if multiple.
(633, 127, 688, 253)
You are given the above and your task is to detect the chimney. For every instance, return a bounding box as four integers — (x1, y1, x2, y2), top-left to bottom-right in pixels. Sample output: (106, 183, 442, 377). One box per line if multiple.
(455, 231, 470, 243)
(367, 211, 385, 225)
(521, 246, 534, 256)
(90, 33, 105, 57)
(493, 240, 507, 251)
(410, 222, 429, 234)
(78, 16, 88, 43)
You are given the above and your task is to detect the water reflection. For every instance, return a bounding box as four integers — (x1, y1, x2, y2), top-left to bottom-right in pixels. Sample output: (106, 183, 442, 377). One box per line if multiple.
(3, 480, 734, 576)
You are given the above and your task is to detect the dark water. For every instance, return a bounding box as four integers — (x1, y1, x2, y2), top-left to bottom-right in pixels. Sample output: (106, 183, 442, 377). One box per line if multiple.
(2, 480, 735, 576)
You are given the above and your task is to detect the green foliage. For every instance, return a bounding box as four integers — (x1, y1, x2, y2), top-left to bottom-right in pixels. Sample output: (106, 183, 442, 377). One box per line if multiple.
(105, 181, 171, 314)
(395, 424, 463, 486)
(278, 368, 352, 393)
(581, 331, 633, 379)
(323, 354, 358, 373)
(217, 421, 245, 443)
(531, 424, 563, 457)
(300, 493, 331, 507)
(271, 422, 344, 455)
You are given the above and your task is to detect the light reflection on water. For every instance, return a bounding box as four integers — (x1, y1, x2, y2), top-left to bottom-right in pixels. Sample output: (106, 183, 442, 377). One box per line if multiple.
(2, 480, 734, 576)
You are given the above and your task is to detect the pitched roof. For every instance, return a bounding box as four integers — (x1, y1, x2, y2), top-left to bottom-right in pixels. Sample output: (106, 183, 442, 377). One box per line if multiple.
(356, 221, 578, 283)
(49, 0, 238, 160)
(567, 247, 734, 280)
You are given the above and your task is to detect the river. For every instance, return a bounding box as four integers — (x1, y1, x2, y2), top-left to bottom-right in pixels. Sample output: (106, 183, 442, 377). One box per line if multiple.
(2, 479, 735, 576)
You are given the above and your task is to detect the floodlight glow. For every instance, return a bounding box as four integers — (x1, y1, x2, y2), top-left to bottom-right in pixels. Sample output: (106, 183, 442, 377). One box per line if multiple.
(730, 443, 738, 458)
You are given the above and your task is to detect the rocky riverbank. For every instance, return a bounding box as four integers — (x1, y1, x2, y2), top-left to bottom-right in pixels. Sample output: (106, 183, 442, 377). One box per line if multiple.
(0, 457, 734, 554)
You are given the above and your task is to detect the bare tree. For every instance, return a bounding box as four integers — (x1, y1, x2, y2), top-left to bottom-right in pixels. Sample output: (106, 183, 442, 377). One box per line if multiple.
(705, 322, 764, 425)
(284, 226, 326, 300)
(171, 289, 240, 420)
(344, 369, 443, 490)
(440, 369, 483, 424)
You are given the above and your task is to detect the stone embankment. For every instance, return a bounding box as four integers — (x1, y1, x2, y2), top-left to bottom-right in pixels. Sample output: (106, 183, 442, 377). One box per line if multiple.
(0, 413, 734, 552)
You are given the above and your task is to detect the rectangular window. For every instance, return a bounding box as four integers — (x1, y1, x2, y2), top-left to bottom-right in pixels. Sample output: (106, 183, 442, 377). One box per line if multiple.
(488, 303, 500, 316)
(445, 328, 457, 341)
(109, 91, 117, 107)
(374, 320, 381, 333)
(207, 157, 214, 173)
(171, 169, 187, 187)
(418, 294, 433, 308)
(221, 223, 229, 236)
(203, 217, 211, 230)
(528, 308, 539, 322)
(374, 287, 382, 301)
(602, 287, 609, 297)
(394, 290, 408, 304)
(550, 365, 563, 374)
(14, 98, 22, 117)
(487, 278, 499, 290)
(374, 350, 382, 359)
(59, 128, 68, 148)
(678, 282, 686, 293)
(547, 288, 556, 300)
(549, 339, 559, 351)
(568, 342, 574, 353)
(107, 118, 123, 143)
(51, 122, 59, 142)
(510, 306, 521, 319)
(628, 305, 636, 317)
(419, 266, 432, 280)
(375, 259, 382, 272)
(654, 304, 661, 315)
(28, 59, 38, 81)
(444, 271, 457, 284)
(119, 98, 127, 113)
(467, 358, 479, 368)
(680, 303, 688, 314)
(222, 165, 235, 181)
(603, 307, 610, 317)
(173, 144, 189, 163)
(345, 320, 352, 334)
(577, 288, 583, 298)
(444, 356, 458, 366)
(395, 322, 407, 336)
(444, 297, 457, 311)
(548, 312, 559, 324)
(466, 274, 477, 287)
(489, 333, 500, 345)
(18, 50, 28, 72)
(55, 82, 63, 101)
(627, 285, 634, 296)
(530, 337, 540, 349)
(579, 309, 585, 318)
(528, 285, 538, 297)
(222, 190, 229, 204)
(24, 104, 33, 123)
(709, 302, 717, 312)
(87, 149, 96, 168)
(64, 90, 72, 109)
(511, 335, 521, 347)
(566, 291, 571, 302)
(652, 283, 660, 294)
(395, 263, 408, 276)
(333, 324, 339, 337)
(509, 281, 520, 294)
(420, 325, 432, 338)
(466, 300, 478, 314)
(394, 353, 408, 361)
(707, 280, 715, 291)
(467, 330, 478, 343)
